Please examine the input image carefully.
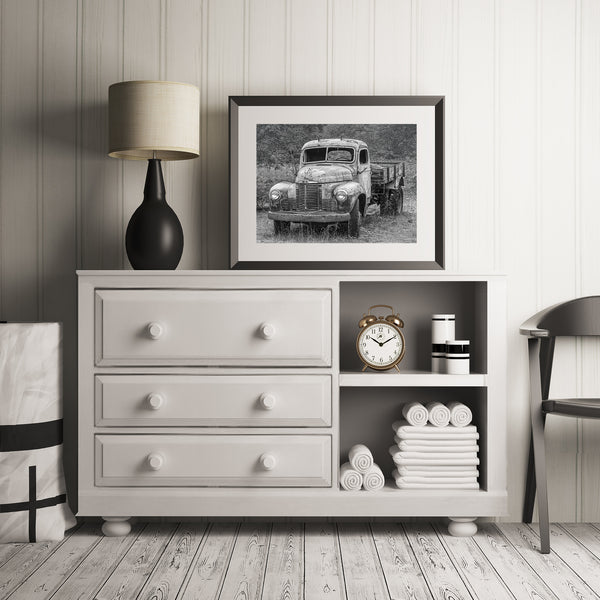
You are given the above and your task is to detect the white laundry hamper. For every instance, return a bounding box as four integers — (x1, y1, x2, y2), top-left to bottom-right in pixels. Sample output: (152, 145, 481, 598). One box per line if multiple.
(0, 323, 76, 542)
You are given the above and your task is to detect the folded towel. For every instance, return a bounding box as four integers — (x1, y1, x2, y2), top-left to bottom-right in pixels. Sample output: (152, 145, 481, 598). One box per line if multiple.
(362, 464, 385, 491)
(395, 439, 479, 454)
(397, 467, 479, 477)
(392, 420, 479, 440)
(392, 457, 480, 466)
(339, 462, 363, 491)
(395, 481, 480, 490)
(391, 450, 478, 461)
(426, 401, 451, 427)
(448, 401, 473, 427)
(395, 437, 478, 448)
(395, 475, 478, 484)
(401, 402, 428, 427)
(389, 447, 480, 466)
(348, 444, 373, 473)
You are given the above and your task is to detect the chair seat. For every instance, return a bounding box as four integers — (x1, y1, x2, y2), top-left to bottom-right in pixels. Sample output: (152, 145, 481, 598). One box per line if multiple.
(542, 398, 600, 418)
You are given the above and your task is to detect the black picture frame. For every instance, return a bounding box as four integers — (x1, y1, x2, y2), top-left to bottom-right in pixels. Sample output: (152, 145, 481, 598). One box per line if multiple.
(229, 95, 444, 270)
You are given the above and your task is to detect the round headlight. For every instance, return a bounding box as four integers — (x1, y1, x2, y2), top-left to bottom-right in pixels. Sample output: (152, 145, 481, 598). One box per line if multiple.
(335, 190, 348, 202)
(270, 189, 282, 200)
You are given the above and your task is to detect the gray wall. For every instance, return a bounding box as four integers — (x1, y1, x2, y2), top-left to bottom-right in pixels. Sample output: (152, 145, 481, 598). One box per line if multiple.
(1, 0, 600, 522)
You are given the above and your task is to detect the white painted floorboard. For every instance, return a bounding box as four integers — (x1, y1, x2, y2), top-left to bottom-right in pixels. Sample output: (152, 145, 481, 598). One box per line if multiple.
(1, 522, 600, 600)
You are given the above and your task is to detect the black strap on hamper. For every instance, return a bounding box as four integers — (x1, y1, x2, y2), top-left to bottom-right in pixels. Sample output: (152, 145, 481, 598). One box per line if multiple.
(0, 420, 63, 452)
(0, 419, 66, 542)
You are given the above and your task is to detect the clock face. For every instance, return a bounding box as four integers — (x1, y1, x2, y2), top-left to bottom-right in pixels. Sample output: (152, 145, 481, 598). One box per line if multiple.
(357, 322, 405, 369)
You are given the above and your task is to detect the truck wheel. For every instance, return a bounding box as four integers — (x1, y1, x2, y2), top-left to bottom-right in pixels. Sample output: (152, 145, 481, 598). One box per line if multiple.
(348, 201, 360, 238)
(274, 221, 290, 235)
(381, 190, 398, 216)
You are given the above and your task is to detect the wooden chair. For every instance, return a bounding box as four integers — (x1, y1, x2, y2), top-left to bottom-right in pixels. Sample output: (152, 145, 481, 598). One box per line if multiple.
(520, 296, 600, 553)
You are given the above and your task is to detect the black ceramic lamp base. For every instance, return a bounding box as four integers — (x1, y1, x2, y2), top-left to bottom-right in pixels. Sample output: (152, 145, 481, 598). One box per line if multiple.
(126, 158, 184, 270)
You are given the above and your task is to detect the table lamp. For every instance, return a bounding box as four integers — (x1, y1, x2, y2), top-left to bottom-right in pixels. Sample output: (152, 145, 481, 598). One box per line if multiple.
(108, 80, 200, 269)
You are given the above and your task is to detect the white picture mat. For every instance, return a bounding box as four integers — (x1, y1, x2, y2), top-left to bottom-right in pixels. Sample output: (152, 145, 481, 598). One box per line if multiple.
(233, 104, 437, 264)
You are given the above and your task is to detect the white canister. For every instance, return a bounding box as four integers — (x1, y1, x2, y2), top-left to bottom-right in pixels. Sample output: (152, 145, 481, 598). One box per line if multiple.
(432, 314, 455, 372)
(431, 343, 446, 373)
(432, 314, 455, 343)
(446, 340, 470, 375)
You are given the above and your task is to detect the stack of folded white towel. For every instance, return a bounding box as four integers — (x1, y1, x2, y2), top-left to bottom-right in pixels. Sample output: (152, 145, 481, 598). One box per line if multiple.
(390, 401, 479, 490)
(340, 444, 385, 491)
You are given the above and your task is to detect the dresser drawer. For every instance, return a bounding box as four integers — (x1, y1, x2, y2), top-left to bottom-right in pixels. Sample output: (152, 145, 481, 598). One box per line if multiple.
(95, 434, 331, 487)
(95, 289, 331, 366)
(96, 374, 332, 427)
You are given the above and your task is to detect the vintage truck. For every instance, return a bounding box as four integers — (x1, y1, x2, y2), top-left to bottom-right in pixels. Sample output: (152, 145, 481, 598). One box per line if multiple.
(267, 138, 405, 238)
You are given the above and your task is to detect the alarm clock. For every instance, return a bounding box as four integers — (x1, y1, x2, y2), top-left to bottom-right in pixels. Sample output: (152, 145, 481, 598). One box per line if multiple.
(356, 304, 405, 371)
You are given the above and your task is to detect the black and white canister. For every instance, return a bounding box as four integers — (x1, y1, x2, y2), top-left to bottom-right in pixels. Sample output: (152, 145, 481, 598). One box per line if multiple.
(445, 340, 470, 375)
(431, 314, 455, 372)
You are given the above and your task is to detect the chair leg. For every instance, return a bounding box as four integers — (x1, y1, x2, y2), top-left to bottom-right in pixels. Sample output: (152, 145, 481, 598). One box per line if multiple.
(528, 337, 550, 553)
(523, 431, 536, 523)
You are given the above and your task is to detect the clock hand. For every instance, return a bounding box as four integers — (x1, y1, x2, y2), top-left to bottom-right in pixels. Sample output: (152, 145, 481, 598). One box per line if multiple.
(381, 336, 397, 345)
(366, 336, 383, 347)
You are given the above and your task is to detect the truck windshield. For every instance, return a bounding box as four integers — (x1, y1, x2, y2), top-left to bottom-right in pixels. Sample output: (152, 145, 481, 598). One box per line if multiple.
(303, 147, 355, 163)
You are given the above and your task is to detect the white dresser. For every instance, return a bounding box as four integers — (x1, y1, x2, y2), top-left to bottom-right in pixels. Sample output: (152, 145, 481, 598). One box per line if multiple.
(78, 271, 507, 536)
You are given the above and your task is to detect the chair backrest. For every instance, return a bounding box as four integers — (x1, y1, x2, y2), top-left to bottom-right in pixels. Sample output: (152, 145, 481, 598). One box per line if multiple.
(520, 296, 600, 338)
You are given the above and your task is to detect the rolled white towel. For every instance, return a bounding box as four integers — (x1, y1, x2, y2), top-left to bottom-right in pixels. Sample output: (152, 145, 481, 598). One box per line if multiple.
(401, 402, 428, 427)
(447, 401, 473, 427)
(348, 444, 374, 473)
(426, 401, 451, 427)
(362, 464, 385, 491)
(339, 462, 363, 491)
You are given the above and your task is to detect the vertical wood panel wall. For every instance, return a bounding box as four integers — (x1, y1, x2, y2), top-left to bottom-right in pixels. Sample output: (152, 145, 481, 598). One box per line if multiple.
(1, 0, 598, 522)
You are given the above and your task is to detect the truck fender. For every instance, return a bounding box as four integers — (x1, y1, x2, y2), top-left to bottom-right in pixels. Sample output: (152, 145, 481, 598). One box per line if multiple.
(334, 181, 364, 207)
(269, 181, 295, 198)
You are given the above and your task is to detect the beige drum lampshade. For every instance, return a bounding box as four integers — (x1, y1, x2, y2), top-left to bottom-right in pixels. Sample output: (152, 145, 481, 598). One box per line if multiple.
(108, 80, 200, 160)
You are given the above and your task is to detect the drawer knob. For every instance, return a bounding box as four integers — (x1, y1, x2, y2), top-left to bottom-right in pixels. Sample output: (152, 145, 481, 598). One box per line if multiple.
(259, 453, 277, 471)
(146, 393, 165, 410)
(259, 393, 277, 410)
(260, 322, 276, 340)
(147, 453, 165, 471)
(147, 322, 164, 340)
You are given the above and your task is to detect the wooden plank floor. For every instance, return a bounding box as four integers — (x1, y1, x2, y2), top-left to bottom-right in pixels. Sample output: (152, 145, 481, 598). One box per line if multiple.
(2, 522, 600, 599)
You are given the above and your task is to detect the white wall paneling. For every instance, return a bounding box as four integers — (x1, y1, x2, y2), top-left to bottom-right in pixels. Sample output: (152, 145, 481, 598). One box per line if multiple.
(2, 0, 600, 521)
(579, 0, 600, 521)
(165, 0, 203, 269)
(539, 0, 579, 522)
(497, 0, 539, 522)
(0, 0, 40, 320)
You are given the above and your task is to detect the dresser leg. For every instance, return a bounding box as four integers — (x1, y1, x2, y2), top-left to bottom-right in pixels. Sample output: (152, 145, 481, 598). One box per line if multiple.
(101, 517, 132, 536)
(448, 517, 477, 537)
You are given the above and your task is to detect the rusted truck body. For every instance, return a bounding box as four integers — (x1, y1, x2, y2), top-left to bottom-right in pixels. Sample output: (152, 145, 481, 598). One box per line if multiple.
(267, 138, 404, 238)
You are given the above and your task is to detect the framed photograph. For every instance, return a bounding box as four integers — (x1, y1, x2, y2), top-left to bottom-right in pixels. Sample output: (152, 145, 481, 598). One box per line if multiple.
(229, 96, 444, 269)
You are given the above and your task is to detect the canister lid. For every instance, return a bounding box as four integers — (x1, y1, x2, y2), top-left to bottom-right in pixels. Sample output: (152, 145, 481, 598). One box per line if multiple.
(432, 314, 455, 320)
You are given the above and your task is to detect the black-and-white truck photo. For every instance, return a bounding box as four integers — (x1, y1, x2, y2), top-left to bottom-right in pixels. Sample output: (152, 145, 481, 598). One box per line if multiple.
(256, 124, 417, 243)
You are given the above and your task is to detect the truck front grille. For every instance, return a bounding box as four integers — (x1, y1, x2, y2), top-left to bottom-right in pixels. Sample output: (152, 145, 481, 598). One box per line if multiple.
(296, 183, 321, 210)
